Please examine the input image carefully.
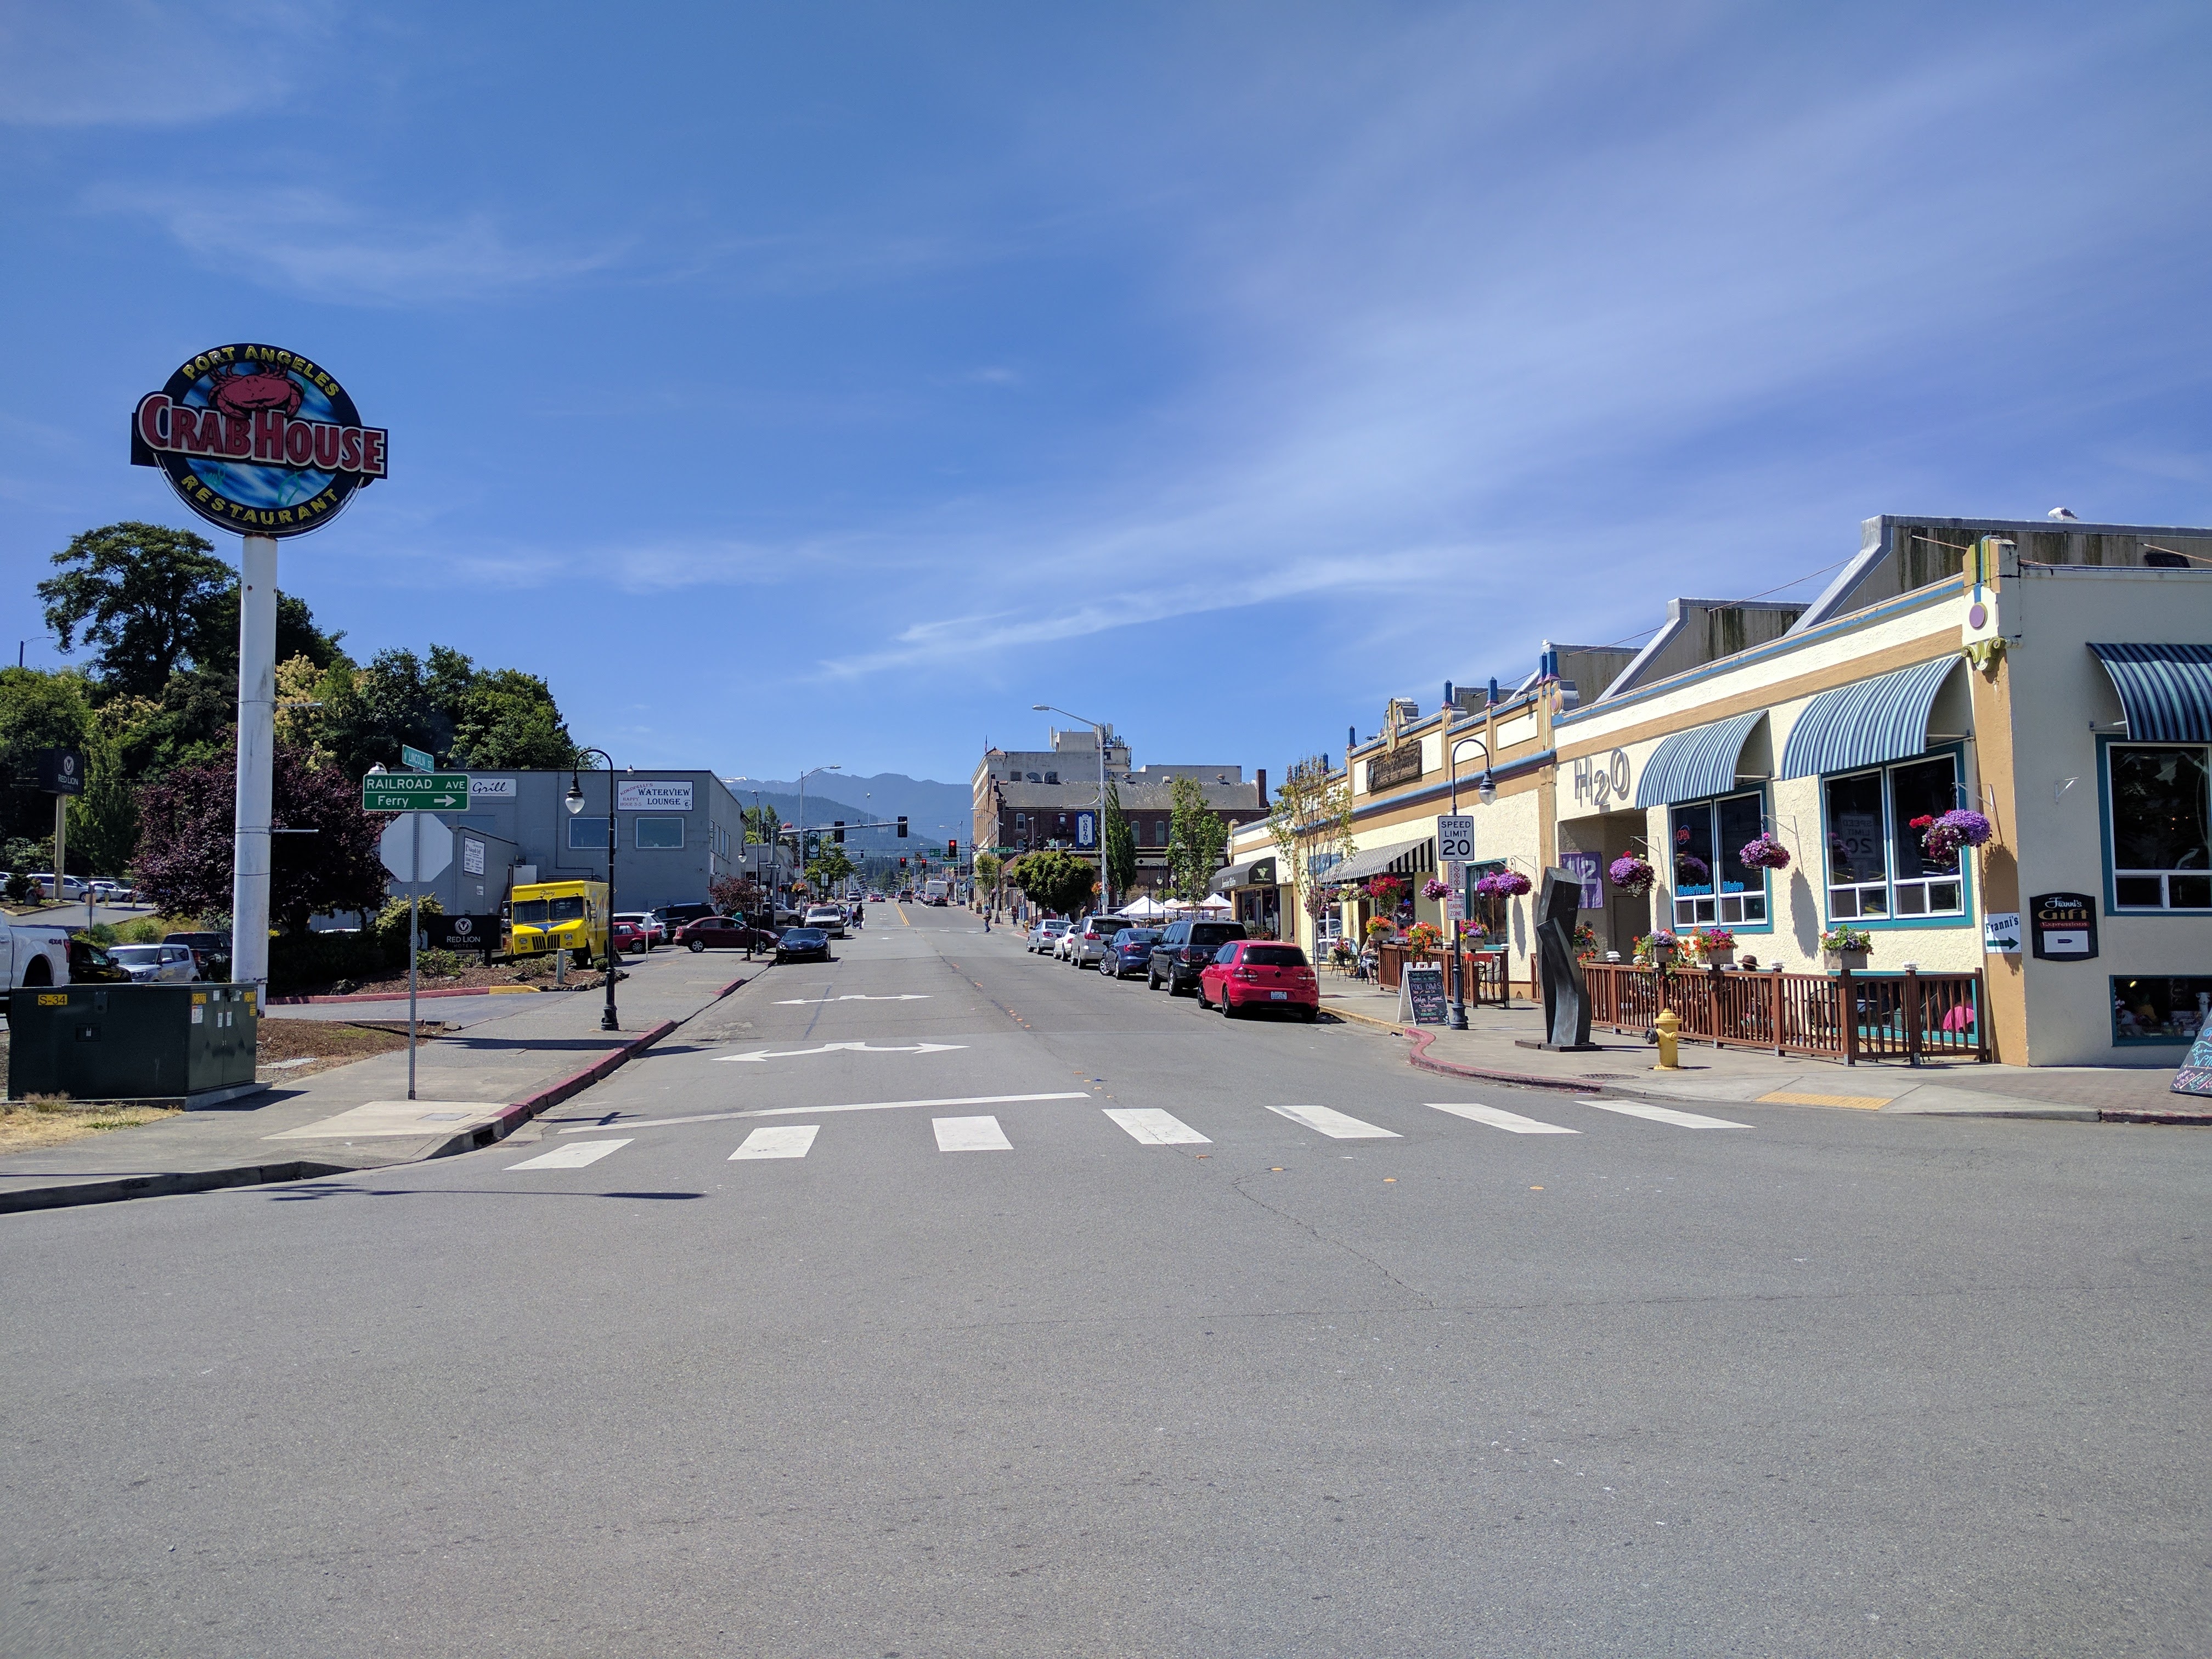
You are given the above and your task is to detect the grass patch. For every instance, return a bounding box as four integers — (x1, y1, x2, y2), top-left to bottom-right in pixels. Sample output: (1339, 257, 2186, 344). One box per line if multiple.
(0, 1100, 181, 1154)
(256, 1019, 415, 1082)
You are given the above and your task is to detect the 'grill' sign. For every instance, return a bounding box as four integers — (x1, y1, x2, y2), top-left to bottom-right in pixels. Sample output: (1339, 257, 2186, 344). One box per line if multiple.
(131, 343, 386, 537)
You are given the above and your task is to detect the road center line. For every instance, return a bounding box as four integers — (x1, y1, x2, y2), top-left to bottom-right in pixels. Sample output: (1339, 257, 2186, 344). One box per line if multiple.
(558, 1092, 1090, 1133)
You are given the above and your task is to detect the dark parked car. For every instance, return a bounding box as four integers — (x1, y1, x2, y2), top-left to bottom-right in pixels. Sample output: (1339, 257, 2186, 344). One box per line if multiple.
(1099, 928, 1161, 979)
(677, 915, 780, 952)
(163, 929, 232, 981)
(67, 936, 132, 983)
(775, 927, 832, 964)
(1148, 919, 1248, 994)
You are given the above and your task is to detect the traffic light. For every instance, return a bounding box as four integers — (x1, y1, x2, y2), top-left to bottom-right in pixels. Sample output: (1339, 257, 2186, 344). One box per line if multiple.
(946, 839, 957, 858)
(899, 856, 908, 869)
(833, 821, 845, 844)
(896, 816, 908, 838)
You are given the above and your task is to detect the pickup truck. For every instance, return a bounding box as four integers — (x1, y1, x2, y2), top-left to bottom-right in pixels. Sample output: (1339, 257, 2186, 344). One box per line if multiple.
(0, 910, 73, 989)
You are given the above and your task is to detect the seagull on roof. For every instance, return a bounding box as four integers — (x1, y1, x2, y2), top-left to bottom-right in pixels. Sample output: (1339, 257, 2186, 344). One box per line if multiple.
(2047, 506, 2078, 520)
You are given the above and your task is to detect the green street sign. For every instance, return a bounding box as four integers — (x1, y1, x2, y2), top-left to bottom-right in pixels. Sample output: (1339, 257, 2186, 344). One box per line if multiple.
(399, 744, 436, 773)
(363, 772, 470, 812)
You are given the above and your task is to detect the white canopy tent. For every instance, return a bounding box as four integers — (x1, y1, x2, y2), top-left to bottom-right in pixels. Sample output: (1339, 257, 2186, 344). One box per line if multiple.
(1116, 895, 1169, 919)
(1197, 893, 1234, 913)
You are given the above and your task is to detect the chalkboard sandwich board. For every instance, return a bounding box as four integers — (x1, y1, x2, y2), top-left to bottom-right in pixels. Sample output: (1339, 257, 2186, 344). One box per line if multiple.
(1402, 962, 1448, 1025)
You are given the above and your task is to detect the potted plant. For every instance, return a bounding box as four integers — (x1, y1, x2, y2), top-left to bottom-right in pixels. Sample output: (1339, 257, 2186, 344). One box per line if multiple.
(1739, 833, 1791, 871)
(1473, 870, 1531, 899)
(1609, 855, 1656, 898)
(1911, 809, 1993, 866)
(1420, 876, 1453, 902)
(1819, 925, 1873, 970)
(1688, 925, 1736, 966)
(1572, 922, 1600, 961)
(1632, 929, 1680, 966)
(1406, 921, 1443, 953)
(1364, 916, 1396, 948)
(1365, 875, 1407, 910)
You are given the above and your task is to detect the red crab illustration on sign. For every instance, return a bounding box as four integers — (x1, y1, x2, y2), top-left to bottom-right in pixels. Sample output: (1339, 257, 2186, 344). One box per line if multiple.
(208, 361, 304, 421)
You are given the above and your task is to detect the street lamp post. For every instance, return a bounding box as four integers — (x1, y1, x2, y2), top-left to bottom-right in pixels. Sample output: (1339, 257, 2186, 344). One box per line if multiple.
(1446, 735, 1498, 1032)
(794, 764, 840, 910)
(565, 750, 620, 1032)
(1033, 704, 1111, 915)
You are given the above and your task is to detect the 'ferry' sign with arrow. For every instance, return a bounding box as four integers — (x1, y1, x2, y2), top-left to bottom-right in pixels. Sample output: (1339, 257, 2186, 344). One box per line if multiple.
(363, 772, 471, 811)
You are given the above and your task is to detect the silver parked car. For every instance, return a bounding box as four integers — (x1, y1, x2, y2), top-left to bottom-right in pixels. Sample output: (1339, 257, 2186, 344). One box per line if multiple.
(107, 943, 199, 983)
(1028, 919, 1069, 954)
(1066, 914, 1133, 967)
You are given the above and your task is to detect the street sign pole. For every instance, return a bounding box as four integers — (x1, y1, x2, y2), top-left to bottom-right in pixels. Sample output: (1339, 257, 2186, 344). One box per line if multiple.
(408, 813, 420, 1101)
(1437, 812, 1477, 1032)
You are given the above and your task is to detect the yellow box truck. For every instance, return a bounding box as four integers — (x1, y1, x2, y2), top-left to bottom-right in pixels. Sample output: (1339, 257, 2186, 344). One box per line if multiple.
(505, 880, 609, 967)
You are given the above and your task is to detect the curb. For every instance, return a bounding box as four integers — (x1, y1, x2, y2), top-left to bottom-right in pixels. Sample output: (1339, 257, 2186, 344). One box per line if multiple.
(268, 985, 543, 1005)
(2100, 1107, 2212, 1126)
(0, 975, 753, 1215)
(1403, 1026, 1607, 1095)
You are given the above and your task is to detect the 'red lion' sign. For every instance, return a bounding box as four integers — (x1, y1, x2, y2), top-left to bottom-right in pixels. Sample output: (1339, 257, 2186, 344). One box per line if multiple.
(131, 343, 386, 537)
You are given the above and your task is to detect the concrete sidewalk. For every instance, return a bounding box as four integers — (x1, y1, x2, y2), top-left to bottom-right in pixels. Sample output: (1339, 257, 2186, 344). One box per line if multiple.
(0, 951, 777, 1212)
(1318, 975, 2208, 1126)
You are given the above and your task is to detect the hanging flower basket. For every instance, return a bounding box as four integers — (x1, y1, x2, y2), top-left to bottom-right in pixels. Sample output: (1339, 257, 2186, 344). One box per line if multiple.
(1914, 810, 1993, 864)
(1739, 833, 1791, 871)
(1420, 876, 1453, 901)
(1473, 870, 1531, 899)
(1609, 855, 1656, 897)
(1365, 875, 1407, 907)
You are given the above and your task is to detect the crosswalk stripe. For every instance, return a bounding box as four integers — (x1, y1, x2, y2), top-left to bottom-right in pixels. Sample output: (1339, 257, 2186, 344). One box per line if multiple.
(934, 1114, 1012, 1152)
(730, 1125, 820, 1160)
(1427, 1102, 1579, 1135)
(1265, 1103, 1402, 1139)
(1588, 1100, 1752, 1130)
(1103, 1107, 1210, 1146)
(507, 1138, 631, 1170)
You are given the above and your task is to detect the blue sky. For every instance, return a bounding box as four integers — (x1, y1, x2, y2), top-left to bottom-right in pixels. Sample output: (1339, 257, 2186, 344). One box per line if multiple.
(4, 2, 2208, 785)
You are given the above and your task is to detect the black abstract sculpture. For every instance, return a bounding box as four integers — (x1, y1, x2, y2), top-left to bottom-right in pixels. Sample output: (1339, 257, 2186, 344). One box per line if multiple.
(1531, 864, 1597, 1052)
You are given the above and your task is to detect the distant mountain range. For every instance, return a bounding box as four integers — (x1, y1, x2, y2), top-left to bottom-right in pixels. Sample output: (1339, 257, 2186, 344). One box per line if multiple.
(726, 772, 971, 849)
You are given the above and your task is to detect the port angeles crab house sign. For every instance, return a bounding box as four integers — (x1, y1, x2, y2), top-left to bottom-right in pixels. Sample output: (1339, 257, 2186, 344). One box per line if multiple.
(130, 343, 385, 536)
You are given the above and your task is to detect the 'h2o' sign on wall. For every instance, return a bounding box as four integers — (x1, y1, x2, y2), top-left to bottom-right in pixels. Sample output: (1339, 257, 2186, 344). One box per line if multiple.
(1568, 749, 1632, 808)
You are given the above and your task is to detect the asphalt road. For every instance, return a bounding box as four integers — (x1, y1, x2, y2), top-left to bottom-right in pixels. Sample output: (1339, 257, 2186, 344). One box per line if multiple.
(3, 903, 2205, 1657)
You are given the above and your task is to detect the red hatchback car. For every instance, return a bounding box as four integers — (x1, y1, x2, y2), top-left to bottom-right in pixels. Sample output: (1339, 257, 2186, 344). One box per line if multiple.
(1198, 941, 1320, 1020)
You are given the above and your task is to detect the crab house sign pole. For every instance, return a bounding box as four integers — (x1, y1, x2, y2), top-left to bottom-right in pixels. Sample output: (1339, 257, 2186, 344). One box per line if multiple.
(131, 344, 387, 994)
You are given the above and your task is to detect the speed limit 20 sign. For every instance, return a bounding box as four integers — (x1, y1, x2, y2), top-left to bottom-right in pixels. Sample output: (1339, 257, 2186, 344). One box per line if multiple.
(1436, 815, 1476, 861)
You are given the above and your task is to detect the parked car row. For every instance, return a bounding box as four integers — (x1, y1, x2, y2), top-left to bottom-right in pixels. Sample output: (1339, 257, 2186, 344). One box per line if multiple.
(0, 873, 141, 905)
(1020, 915, 1320, 1020)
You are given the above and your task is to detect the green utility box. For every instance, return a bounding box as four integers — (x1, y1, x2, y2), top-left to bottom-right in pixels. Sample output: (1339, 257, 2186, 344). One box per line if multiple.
(7, 983, 261, 1107)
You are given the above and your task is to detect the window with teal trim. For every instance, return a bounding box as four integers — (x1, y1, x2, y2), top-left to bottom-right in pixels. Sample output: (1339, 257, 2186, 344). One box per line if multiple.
(1669, 791, 1768, 927)
(1822, 755, 1964, 919)
(2108, 745, 2210, 911)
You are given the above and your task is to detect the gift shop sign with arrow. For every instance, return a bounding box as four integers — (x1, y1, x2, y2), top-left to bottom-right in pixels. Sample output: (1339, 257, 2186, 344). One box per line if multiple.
(364, 773, 471, 812)
(131, 343, 386, 535)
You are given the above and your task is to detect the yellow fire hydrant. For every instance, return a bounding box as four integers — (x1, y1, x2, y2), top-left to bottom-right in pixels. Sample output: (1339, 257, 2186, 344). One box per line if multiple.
(1654, 1007, 1682, 1071)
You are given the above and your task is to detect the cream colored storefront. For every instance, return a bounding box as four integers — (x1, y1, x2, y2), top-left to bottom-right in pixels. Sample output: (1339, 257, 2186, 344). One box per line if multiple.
(1257, 539, 2210, 1067)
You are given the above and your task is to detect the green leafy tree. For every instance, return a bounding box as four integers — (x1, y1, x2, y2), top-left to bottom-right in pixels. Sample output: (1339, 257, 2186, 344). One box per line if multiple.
(1103, 779, 1136, 900)
(1166, 776, 1228, 902)
(451, 668, 581, 770)
(0, 668, 93, 852)
(1267, 755, 1356, 923)
(191, 589, 346, 681)
(742, 804, 782, 846)
(38, 523, 233, 699)
(1007, 848, 1097, 917)
(806, 845, 856, 894)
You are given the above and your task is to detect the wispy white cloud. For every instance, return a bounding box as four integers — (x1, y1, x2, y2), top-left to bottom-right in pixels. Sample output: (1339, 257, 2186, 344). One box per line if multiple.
(0, 1, 335, 127)
(86, 184, 625, 305)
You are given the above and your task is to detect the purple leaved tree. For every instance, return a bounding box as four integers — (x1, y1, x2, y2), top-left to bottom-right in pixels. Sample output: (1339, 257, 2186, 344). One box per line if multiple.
(135, 743, 388, 933)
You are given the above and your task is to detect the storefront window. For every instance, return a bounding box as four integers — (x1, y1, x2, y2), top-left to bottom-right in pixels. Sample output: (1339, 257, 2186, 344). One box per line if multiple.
(1823, 755, 1966, 921)
(2109, 745, 2211, 910)
(567, 816, 610, 850)
(1669, 791, 1768, 927)
(2111, 975, 2212, 1044)
(635, 817, 685, 849)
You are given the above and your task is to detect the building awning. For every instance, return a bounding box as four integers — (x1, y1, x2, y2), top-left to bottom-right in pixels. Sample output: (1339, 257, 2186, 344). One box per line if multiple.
(1779, 656, 1961, 780)
(1329, 837, 1434, 885)
(1208, 856, 1278, 896)
(2089, 642, 2212, 742)
(1634, 710, 1768, 807)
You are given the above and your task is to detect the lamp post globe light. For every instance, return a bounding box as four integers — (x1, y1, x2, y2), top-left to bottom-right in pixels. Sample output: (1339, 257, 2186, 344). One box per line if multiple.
(566, 749, 620, 1032)
(1444, 736, 1497, 1032)
(1033, 704, 1112, 916)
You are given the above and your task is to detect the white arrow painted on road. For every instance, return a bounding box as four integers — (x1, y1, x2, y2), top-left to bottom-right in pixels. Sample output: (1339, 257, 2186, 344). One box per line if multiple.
(771, 994, 934, 1005)
(716, 1041, 967, 1063)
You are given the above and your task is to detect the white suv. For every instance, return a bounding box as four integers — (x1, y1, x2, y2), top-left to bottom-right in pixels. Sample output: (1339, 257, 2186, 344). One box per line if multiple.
(803, 904, 848, 938)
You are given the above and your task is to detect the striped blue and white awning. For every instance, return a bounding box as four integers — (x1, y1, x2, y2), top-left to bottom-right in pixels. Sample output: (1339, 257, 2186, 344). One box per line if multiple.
(2089, 643, 2212, 742)
(1779, 656, 1960, 780)
(1633, 710, 1767, 807)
